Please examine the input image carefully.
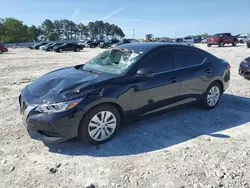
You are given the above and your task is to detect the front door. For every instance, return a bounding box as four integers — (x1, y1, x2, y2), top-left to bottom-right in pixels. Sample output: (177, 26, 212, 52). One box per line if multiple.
(130, 47, 180, 116)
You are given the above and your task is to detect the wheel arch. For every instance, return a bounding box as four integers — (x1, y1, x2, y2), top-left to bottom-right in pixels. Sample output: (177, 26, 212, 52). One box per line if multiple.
(77, 101, 124, 136)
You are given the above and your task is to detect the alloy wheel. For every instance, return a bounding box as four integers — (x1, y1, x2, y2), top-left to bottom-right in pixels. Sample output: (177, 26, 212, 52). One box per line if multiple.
(207, 86, 220, 107)
(88, 111, 117, 141)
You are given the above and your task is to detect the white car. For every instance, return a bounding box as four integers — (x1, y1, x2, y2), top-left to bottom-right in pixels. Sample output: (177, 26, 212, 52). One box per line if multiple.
(237, 34, 249, 43)
(175, 37, 194, 46)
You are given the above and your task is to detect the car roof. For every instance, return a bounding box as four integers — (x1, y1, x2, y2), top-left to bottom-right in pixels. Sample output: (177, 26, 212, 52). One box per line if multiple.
(117, 42, 193, 52)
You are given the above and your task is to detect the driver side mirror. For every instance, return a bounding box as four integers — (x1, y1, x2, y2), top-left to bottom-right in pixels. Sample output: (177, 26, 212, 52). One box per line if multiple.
(135, 68, 154, 77)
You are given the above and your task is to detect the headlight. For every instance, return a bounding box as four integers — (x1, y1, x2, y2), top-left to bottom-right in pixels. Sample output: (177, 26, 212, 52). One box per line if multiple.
(35, 99, 81, 113)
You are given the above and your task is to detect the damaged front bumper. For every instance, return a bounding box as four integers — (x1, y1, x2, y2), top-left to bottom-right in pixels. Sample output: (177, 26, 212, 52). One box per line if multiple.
(19, 89, 84, 143)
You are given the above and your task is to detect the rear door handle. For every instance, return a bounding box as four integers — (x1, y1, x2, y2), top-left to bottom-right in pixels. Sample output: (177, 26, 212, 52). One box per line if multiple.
(205, 68, 212, 74)
(170, 77, 178, 83)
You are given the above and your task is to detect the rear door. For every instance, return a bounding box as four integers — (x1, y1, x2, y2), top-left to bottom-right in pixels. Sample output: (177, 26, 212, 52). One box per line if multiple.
(174, 47, 210, 100)
(130, 47, 180, 115)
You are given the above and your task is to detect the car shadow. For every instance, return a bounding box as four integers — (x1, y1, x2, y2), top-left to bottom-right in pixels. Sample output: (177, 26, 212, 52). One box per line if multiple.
(45, 94, 250, 157)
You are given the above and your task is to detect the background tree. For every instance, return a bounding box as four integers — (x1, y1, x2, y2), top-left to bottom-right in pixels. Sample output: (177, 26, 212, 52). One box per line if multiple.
(0, 17, 126, 43)
(27, 25, 38, 41)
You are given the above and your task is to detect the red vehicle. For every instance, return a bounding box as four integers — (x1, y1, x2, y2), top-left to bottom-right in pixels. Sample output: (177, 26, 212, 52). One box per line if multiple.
(207, 33, 238, 47)
(0, 44, 8, 54)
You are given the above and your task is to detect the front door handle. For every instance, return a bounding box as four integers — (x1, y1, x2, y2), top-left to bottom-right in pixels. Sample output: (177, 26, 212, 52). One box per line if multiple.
(170, 77, 178, 83)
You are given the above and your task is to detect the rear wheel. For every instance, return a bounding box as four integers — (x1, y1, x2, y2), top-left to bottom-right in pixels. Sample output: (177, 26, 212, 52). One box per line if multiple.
(232, 40, 237, 46)
(207, 44, 211, 47)
(79, 104, 121, 145)
(49, 48, 53, 51)
(247, 44, 250, 48)
(0, 50, 3, 54)
(219, 41, 224, 47)
(59, 49, 63, 53)
(202, 82, 222, 109)
(76, 48, 80, 52)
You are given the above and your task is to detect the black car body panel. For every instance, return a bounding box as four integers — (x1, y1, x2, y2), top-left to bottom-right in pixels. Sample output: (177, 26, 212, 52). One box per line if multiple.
(54, 43, 84, 52)
(45, 43, 63, 51)
(19, 43, 230, 143)
(33, 42, 48, 50)
(239, 57, 250, 79)
(100, 39, 120, 48)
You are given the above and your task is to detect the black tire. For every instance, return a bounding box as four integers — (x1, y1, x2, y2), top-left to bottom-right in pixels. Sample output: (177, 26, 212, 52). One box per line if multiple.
(240, 40, 244, 44)
(79, 104, 121, 145)
(59, 49, 63, 53)
(202, 82, 222, 110)
(207, 44, 212, 47)
(247, 44, 250, 48)
(49, 48, 53, 52)
(0, 50, 3, 54)
(219, 41, 224, 47)
(232, 40, 237, 46)
(76, 48, 80, 52)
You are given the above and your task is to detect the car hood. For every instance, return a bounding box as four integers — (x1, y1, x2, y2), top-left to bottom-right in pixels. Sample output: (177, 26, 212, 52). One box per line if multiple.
(26, 66, 113, 104)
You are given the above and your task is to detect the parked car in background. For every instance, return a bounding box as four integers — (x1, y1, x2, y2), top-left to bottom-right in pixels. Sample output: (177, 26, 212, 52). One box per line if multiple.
(39, 43, 53, 50)
(183, 37, 194, 46)
(207, 33, 238, 47)
(100, 39, 120, 48)
(19, 43, 230, 144)
(194, 37, 202, 43)
(247, 37, 250, 48)
(83, 40, 94, 48)
(111, 39, 130, 48)
(54, 43, 84, 52)
(239, 57, 250, 79)
(201, 38, 207, 44)
(44, 43, 63, 51)
(33, 42, 48, 50)
(0, 44, 8, 54)
(237, 34, 249, 44)
(88, 40, 104, 48)
(175, 38, 194, 46)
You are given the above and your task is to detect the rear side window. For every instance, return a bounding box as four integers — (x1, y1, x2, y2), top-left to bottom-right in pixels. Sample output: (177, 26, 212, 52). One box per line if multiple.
(141, 48, 175, 72)
(184, 37, 192, 40)
(176, 49, 206, 68)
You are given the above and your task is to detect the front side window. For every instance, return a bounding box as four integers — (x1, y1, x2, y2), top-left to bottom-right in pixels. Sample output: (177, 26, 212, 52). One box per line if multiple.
(83, 49, 142, 74)
(176, 49, 206, 68)
(141, 48, 175, 73)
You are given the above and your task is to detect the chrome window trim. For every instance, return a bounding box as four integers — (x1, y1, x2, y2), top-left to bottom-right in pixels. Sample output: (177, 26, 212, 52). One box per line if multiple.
(154, 57, 208, 75)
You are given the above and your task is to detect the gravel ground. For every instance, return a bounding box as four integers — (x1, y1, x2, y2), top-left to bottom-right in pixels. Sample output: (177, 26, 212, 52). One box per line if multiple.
(0, 44, 250, 188)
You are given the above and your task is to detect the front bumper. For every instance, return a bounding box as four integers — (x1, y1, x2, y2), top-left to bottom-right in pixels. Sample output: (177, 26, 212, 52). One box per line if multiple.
(239, 65, 250, 78)
(19, 92, 84, 143)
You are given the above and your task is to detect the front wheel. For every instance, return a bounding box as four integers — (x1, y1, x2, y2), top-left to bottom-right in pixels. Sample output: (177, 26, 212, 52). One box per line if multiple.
(0, 50, 3, 54)
(79, 104, 121, 145)
(76, 48, 80, 52)
(59, 49, 63, 53)
(207, 44, 211, 47)
(247, 44, 250, 48)
(202, 82, 222, 109)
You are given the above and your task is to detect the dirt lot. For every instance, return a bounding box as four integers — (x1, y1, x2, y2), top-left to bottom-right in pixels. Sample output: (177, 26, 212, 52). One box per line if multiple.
(0, 44, 250, 188)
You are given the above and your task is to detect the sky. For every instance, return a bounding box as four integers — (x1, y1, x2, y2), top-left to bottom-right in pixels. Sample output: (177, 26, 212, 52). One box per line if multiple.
(0, 0, 250, 38)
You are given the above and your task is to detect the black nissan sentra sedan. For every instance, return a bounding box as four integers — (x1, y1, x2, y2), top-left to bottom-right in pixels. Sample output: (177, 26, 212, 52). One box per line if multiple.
(239, 57, 250, 79)
(19, 43, 230, 144)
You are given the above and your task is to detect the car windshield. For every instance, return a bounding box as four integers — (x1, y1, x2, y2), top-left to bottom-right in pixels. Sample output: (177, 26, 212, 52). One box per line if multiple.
(82, 49, 141, 74)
